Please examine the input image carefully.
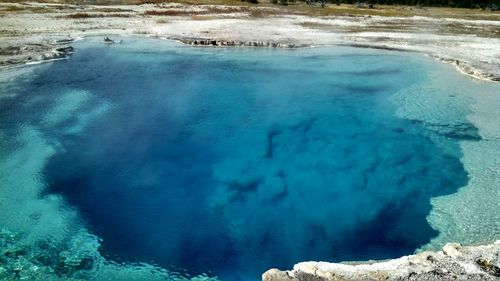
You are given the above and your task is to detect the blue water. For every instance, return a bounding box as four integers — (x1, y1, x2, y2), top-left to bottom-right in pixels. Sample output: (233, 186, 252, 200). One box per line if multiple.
(0, 37, 477, 280)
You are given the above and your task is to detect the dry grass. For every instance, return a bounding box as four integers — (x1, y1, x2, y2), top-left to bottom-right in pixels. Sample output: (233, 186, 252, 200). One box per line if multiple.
(1, 5, 24, 12)
(130, 1, 500, 20)
(300, 16, 500, 38)
(141, 6, 254, 16)
(190, 14, 217, 20)
(61, 12, 132, 18)
(0, 0, 253, 6)
(139, 6, 285, 18)
(295, 4, 500, 20)
(0, 0, 498, 21)
(207, 6, 246, 13)
(248, 9, 264, 17)
(0, 5, 52, 13)
(142, 9, 196, 16)
(300, 21, 326, 28)
(93, 7, 135, 12)
(135, 0, 251, 5)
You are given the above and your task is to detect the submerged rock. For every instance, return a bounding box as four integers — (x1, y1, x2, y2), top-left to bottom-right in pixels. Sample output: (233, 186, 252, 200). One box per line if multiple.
(263, 241, 500, 281)
(0, 227, 221, 280)
(103, 37, 122, 44)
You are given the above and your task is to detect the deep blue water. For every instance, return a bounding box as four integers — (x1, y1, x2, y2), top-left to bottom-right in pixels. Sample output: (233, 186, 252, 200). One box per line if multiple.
(0, 37, 477, 280)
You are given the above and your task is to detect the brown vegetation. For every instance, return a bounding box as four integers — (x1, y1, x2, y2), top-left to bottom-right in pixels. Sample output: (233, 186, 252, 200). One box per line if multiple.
(142, 9, 196, 16)
(0, 0, 498, 21)
(141, 6, 253, 16)
(140, 6, 284, 18)
(61, 12, 131, 18)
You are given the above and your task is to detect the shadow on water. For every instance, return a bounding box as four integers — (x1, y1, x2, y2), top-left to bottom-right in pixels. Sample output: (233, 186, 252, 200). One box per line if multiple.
(1, 39, 476, 280)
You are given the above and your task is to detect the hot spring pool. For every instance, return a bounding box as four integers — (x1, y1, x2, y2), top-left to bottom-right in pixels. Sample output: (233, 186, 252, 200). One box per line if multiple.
(0, 37, 499, 280)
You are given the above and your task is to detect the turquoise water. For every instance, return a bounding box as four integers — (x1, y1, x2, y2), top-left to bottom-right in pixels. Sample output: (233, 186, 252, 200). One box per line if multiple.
(0, 37, 489, 280)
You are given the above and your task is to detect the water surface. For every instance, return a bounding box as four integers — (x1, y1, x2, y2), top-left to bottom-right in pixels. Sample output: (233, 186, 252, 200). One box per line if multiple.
(0, 37, 485, 280)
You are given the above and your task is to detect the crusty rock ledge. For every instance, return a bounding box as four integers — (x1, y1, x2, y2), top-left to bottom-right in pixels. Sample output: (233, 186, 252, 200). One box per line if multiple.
(175, 37, 308, 48)
(262, 241, 500, 281)
(432, 56, 500, 82)
(0, 35, 309, 69)
(0, 38, 75, 69)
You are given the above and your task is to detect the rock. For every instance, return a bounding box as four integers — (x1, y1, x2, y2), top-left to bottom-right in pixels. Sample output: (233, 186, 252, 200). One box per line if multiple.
(263, 269, 299, 281)
(104, 37, 114, 43)
(476, 259, 500, 277)
(55, 46, 74, 53)
(3, 245, 28, 257)
(262, 242, 500, 281)
(53, 38, 74, 44)
(0, 46, 21, 56)
(177, 38, 306, 49)
(442, 243, 463, 259)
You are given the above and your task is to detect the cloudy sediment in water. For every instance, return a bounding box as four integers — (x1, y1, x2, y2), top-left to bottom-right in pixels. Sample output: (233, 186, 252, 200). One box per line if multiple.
(0, 37, 498, 280)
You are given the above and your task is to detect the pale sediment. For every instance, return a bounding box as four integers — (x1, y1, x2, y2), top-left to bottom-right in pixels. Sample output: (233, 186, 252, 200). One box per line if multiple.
(390, 66, 500, 252)
(262, 241, 500, 281)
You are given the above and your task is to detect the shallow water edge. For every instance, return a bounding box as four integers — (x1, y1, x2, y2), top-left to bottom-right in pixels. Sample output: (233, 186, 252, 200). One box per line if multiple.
(1, 34, 499, 83)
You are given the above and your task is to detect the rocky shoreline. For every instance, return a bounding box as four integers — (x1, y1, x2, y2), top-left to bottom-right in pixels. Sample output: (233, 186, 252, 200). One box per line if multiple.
(0, 39, 75, 69)
(3, 36, 499, 83)
(0, 37, 306, 71)
(1, 2, 499, 82)
(3, 42, 500, 84)
(432, 55, 500, 82)
(0, 36, 311, 71)
(263, 241, 500, 281)
(176, 37, 309, 48)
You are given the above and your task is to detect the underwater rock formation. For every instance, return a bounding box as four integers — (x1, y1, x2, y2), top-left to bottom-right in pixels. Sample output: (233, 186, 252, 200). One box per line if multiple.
(0, 227, 218, 281)
(262, 241, 500, 281)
